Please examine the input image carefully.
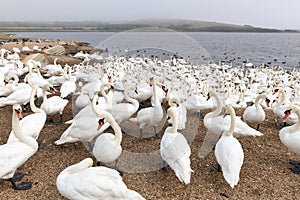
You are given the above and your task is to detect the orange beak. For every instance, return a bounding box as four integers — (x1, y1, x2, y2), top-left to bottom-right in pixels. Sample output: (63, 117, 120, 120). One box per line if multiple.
(17, 111, 23, 120)
(97, 119, 105, 131)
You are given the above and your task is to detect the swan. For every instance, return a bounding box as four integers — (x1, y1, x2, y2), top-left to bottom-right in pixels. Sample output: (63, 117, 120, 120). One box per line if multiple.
(279, 105, 300, 163)
(129, 79, 164, 139)
(0, 104, 38, 190)
(54, 92, 109, 151)
(242, 93, 269, 130)
(199, 90, 262, 158)
(111, 89, 139, 125)
(160, 107, 193, 184)
(93, 110, 122, 170)
(168, 97, 187, 130)
(0, 74, 20, 97)
(43, 58, 63, 77)
(56, 158, 145, 200)
(215, 105, 244, 189)
(272, 87, 297, 126)
(7, 84, 47, 144)
(41, 84, 68, 124)
(60, 66, 76, 98)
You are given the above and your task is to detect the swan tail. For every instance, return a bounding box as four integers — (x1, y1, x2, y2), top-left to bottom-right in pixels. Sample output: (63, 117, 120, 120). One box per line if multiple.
(55, 124, 75, 145)
(223, 170, 239, 189)
(64, 119, 73, 124)
(125, 189, 145, 200)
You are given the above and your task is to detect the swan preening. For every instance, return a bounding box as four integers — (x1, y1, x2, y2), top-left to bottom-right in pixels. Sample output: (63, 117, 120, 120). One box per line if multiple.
(56, 158, 145, 200)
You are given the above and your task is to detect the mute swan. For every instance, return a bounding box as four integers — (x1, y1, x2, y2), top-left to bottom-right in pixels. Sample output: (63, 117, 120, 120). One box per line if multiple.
(111, 89, 139, 125)
(129, 79, 164, 139)
(93, 110, 122, 169)
(215, 105, 244, 189)
(279, 105, 300, 174)
(199, 90, 262, 158)
(7, 84, 47, 144)
(243, 93, 269, 130)
(41, 84, 68, 124)
(168, 98, 187, 130)
(60, 66, 76, 98)
(160, 107, 193, 184)
(43, 58, 63, 77)
(0, 104, 38, 190)
(56, 158, 145, 200)
(55, 91, 109, 151)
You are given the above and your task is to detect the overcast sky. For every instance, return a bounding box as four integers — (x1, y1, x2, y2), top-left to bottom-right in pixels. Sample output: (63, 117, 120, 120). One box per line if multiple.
(1, 0, 299, 29)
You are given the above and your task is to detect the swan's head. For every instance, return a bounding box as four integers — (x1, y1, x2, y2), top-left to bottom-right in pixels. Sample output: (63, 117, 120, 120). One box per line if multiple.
(13, 104, 23, 120)
(283, 105, 299, 119)
(44, 84, 56, 94)
(272, 88, 279, 95)
(97, 118, 105, 131)
(265, 98, 270, 107)
(168, 98, 180, 107)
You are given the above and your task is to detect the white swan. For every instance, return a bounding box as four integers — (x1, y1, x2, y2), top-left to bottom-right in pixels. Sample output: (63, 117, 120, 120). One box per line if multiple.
(93, 109, 122, 164)
(129, 79, 164, 139)
(41, 84, 68, 124)
(160, 107, 193, 184)
(279, 105, 300, 155)
(56, 158, 145, 200)
(7, 84, 47, 143)
(243, 93, 269, 130)
(0, 104, 38, 190)
(168, 97, 187, 130)
(199, 90, 262, 158)
(111, 89, 139, 125)
(215, 105, 244, 189)
(55, 92, 109, 150)
(60, 66, 76, 98)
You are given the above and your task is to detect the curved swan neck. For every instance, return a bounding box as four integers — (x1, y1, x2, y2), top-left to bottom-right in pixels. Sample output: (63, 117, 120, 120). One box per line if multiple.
(124, 90, 139, 107)
(12, 106, 38, 150)
(30, 86, 41, 113)
(277, 88, 286, 105)
(99, 111, 122, 145)
(152, 81, 159, 106)
(168, 108, 179, 133)
(255, 94, 266, 109)
(224, 106, 236, 136)
(210, 90, 223, 117)
(64, 158, 93, 175)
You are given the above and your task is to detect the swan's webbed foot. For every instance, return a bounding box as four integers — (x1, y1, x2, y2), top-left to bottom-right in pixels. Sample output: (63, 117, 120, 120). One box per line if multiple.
(156, 161, 169, 170)
(54, 114, 63, 125)
(213, 163, 222, 172)
(45, 118, 54, 124)
(196, 111, 203, 119)
(9, 179, 33, 190)
(11, 172, 24, 182)
(289, 160, 300, 174)
(277, 122, 287, 129)
(289, 160, 300, 167)
(38, 143, 47, 150)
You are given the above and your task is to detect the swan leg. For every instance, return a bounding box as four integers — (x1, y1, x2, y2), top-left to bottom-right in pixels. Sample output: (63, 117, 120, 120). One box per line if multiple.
(256, 124, 260, 130)
(8, 179, 32, 190)
(289, 166, 300, 174)
(38, 142, 47, 150)
(153, 126, 162, 139)
(82, 141, 94, 153)
(114, 159, 123, 176)
(277, 122, 287, 129)
(196, 111, 202, 118)
(10, 172, 24, 182)
(213, 163, 222, 172)
(289, 160, 300, 167)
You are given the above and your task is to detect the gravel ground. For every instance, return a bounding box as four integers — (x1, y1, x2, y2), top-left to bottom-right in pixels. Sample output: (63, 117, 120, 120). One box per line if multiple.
(0, 98, 300, 199)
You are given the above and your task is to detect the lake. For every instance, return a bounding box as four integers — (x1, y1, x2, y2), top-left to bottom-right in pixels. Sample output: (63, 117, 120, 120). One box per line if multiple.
(9, 31, 300, 69)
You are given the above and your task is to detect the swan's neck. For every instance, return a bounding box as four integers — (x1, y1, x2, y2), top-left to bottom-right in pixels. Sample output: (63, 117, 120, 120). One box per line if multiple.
(278, 88, 286, 106)
(124, 91, 139, 108)
(224, 107, 236, 136)
(210, 90, 222, 117)
(30, 87, 41, 113)
(42, 87, 48, 103)
(110, 115, 122, 145)
(255, 94, 265, 110)
(12, 109, 38, 150)
(293, 108, 300, 132)
(169, 108, 179, 133)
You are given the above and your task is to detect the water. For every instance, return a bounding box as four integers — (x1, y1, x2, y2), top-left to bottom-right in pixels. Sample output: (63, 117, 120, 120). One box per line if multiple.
(9, 31, 300, 69)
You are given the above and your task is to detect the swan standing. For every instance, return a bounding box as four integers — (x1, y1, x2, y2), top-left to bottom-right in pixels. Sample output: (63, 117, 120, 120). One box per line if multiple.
(93, 110, 122, 170)
(60, 66, 76, 98)
(279, 105, 300, 174)
(129, 79, 164, 139)
(7, 84, 47, 144)
(215, 105, 244, 189)
(41, 84, 68, 124)
(0, 104, 38, 190)
(56, 158, 145, 200)
(160, 107, 193, 184)
(243, 93, 269, 130)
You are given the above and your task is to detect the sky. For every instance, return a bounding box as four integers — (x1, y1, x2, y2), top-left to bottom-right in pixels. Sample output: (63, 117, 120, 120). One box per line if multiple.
(0, 0, 299, 29)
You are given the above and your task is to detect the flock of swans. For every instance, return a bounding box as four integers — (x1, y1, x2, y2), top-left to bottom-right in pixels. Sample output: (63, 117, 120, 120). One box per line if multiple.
(1, 46, 300, 199)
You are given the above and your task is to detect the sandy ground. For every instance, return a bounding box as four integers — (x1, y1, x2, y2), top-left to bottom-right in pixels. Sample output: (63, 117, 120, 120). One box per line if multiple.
(0, 99, 300, 199)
